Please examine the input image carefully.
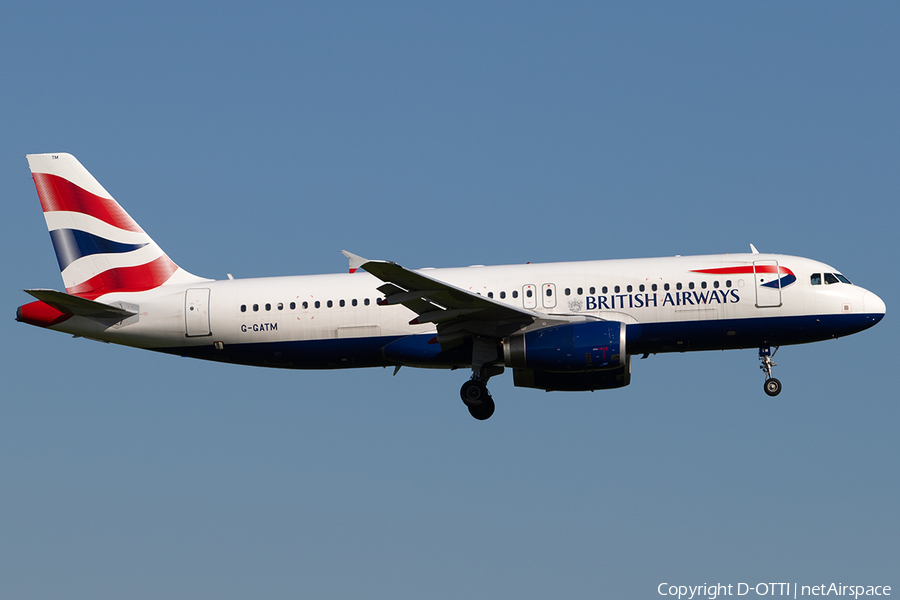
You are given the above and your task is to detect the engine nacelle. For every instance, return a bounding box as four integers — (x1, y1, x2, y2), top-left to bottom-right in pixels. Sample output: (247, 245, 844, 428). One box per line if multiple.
(512, 358, 631, 391)
(503, 320, 626, 373)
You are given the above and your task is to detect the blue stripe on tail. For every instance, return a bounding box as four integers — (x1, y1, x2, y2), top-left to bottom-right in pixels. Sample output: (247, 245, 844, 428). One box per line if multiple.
(49, 229, 148, 271)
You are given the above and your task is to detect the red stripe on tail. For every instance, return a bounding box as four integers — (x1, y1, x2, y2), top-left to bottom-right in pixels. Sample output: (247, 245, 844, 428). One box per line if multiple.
(32, 173, 143, 233)
(66, 255, 179, 299)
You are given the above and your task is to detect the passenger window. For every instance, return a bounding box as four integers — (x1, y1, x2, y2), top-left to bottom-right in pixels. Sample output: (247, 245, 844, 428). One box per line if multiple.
(614, 285, 620, 293)
(602, 286, 608, 294)
(290, 302, 296, 310)
(589, 287, 595, 295)
(651, 284, 657, 292)
(327, 300, 333, 308)
(339, 299, 345, 307)
(664, 283, 670, 291)
(626, 285, 632, 292)
(253, 304, 259, 312)
(688, 282, 694, 290)
(577, 287, 583, 295)
(314, 301, 320, 309)
(364, 298, 370, 306)
(701, 281, 707, 289)
(713, 280, 719, 289)
(500, 291, 506, 299)
(825, 273, 839, 285)
(810, 273, 821, 285)
(676, 283, 682, 291)
(545, 288, 552, 297)
(352, 299, 358, 306)
(512, 290, 519, 299)
(302, 301, 309, 309)
(639, 284, 645, 292)
(240, 305, 247, 312)
(565, 288, 571, 296)
(726, 280, 732, 288)
(526, 289, 532, 298)
(277, 302, 283, 310)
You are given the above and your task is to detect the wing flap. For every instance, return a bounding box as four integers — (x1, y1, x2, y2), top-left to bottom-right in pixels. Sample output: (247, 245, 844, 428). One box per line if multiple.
(410, 308, 485, 325)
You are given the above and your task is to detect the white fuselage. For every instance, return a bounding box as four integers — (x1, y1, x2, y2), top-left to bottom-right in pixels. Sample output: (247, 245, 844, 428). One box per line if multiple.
(45, 252, 885, 370)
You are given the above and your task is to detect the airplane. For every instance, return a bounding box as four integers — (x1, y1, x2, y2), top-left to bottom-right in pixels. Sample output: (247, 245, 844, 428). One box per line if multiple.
(17, 153, 886, 420)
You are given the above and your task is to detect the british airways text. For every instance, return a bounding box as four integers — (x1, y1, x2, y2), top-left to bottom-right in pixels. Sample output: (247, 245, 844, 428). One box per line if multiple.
(586, 289, 740, 310)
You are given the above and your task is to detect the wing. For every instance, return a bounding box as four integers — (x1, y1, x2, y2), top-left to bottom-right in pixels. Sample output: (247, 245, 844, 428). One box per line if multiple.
(343, 251, 541, 345)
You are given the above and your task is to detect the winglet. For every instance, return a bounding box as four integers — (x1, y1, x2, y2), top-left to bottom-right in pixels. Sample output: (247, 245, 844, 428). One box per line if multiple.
(341, 250, 369, 274)
(749, 244, 760, 254)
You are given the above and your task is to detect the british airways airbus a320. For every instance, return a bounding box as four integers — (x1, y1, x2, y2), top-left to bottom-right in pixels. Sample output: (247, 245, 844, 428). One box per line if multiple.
(17, 153, 886, 419)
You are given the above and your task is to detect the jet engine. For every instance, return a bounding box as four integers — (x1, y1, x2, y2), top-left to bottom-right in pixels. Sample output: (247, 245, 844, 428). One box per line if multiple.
(503, 321, 631, 391)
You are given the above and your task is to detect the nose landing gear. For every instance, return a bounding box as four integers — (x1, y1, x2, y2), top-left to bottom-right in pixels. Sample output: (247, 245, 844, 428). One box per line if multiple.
(759, 346, 782, 397)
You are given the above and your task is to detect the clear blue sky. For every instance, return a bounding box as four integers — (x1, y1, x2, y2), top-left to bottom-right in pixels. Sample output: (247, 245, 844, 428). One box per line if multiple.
(2, 2, 897, 598)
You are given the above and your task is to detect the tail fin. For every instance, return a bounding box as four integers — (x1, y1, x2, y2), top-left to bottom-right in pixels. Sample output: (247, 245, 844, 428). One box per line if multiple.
(27, 153, 207, 299)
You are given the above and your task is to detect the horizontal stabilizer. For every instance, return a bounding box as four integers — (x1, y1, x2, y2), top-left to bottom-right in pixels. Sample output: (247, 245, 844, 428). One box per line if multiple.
(24, 289, 138, 319)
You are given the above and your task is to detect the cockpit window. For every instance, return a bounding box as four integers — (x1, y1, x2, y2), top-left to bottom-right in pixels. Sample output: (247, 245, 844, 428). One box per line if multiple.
(824, 273, 839, 285)
(835, 273, 852, 284)
(810, 273, 821, 285)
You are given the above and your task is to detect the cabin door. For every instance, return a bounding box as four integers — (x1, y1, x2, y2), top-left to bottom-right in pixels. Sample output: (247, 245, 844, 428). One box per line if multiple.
(185, 288, 211, 336)
(753, 260, 782, 308)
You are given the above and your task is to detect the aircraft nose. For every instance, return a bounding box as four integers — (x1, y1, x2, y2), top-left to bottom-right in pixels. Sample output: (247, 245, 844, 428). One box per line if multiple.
(864, 291, 886, 319)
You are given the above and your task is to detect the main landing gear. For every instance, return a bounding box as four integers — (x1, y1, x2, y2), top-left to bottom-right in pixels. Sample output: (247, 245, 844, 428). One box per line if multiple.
(459, 337, 503, 420)
(460, 378, 495, 421)
(759, 346, 782, 397)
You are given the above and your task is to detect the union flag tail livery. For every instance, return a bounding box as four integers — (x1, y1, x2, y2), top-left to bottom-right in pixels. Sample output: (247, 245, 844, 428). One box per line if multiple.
(27, 153, 205, 299)
(17, 153, 886, 420)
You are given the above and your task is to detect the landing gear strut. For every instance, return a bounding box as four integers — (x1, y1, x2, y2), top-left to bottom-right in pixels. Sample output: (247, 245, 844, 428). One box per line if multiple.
(460, 337, 503, 420)
(759, 346, 782, 397)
